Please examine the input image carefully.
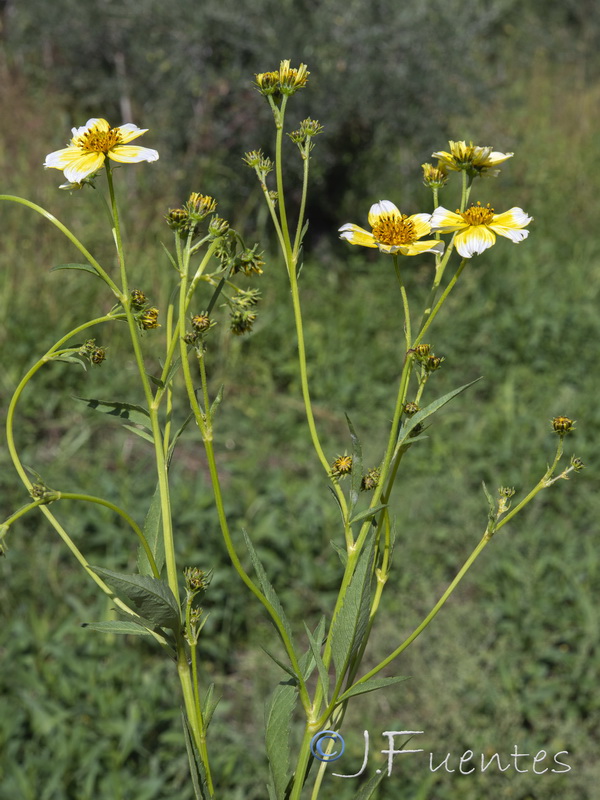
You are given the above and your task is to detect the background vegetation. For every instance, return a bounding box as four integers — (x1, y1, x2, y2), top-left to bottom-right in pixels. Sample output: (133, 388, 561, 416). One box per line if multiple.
(1, 1, 599, 798)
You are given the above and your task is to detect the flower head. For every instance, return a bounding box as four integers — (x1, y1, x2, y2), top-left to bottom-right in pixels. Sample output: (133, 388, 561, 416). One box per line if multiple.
(255, 60, 309, 97)
(432, 141, 513, 177)
(430, 202, 532, 258)
(44, 118, 158, 183)
(339, 201, 444, 256)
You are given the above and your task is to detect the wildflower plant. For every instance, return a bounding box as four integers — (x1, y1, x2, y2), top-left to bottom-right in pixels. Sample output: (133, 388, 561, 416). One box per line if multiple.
(0, 63, 583, 799)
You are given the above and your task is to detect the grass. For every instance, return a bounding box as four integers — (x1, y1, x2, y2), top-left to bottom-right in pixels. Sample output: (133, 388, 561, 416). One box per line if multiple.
(2, 57, 600, 799)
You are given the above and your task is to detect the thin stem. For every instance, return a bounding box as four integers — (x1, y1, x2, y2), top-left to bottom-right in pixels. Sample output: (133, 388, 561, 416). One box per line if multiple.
(0, 195, 120, 295)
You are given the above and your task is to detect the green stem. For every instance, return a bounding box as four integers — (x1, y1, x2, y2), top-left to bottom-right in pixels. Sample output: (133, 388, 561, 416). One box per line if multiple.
(0, 195, 120, 295)
(413, 258, 467, 348)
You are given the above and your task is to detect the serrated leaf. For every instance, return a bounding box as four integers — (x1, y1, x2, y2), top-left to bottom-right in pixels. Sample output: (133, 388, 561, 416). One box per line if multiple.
(337, 675, 409, 703)
(242, 529, 294, 644)
(137, 482, 165, 577)
(265, 680, 298, 800)
(81, 620, 155, 636)
(90, 566, 180, 630)
(397, 377, 482, 444)
(345, 414, 364, 512)
(330, 536, 375, 680)
(50, 262, 100, 276)
(75, 396, 152, 431)
(349, 503, 387, 526)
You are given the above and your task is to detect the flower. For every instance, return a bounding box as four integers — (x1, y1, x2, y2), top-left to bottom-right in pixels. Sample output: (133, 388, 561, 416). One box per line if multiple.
(255, 60, 309, 97)
(44, 118, 158, 183)
(431, 140, 513, 176)
(339, 201, 444, 256)
(429, 202, 532, 258)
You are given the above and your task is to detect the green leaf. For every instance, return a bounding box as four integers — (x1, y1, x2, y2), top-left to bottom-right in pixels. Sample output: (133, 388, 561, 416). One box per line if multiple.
(262, 647, 299, 682)
(330, 539, 348, 567)
(75, 396, 152, 431)
(181, 711, 211, 800)
(304, 622, 330, 704)
(397, 377, 482, 444)
(242, 529, 294, 644)
(90, 566, 180, 630)
(337, 675, 410, 703)
(300, 616, 327, 681)
(265, 680, 298, 800)
(81, 620, 155, 636)
(167, 412, 194, 464)
(120, 423, 155, 444)
(330, 535, 375, 680)
(482, 480, 496, 521)
(50, 262, 100, 276)
(210, 384, 224, 417)
(345, 414, 364, 512)
(53, 355, 87, 369)
(353, 764, 387, 799)
(202, 683, 220, 729)
(137, 482, 165, 577)
(349, 503, 387, 526)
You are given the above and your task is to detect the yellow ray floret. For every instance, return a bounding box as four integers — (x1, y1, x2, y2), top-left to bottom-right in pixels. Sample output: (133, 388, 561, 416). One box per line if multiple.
(430, 203, 532, 258)
(339, 200, 444, 256)
(44, 118, 159, 183)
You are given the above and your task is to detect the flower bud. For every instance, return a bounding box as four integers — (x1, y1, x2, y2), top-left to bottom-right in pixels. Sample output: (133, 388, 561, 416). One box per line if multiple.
(552, 416, 575, 434)
(330, 454, 353, 478)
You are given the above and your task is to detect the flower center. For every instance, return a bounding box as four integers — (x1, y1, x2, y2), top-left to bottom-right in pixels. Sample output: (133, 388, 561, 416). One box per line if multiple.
(460, 202, 494, 226)
(372, 213, 416, 245)
(75, 127, 122, 153)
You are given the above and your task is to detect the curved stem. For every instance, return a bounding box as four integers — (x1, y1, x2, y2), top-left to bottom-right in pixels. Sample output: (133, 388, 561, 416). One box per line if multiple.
(0, 195, 120, 295)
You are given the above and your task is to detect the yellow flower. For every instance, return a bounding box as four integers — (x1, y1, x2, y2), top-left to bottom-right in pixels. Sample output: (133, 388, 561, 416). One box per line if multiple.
(429, 202, 532, 258)
(431, 140, 513, 176)
(44, 118, 159, 183)
(339, 201, 444, 256)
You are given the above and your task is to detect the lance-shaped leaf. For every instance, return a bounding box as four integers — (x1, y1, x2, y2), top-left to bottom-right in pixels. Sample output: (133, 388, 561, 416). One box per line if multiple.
(50, 262, 101, 277)
(181, 711, 211, 800)
(202, 683, 220, 729)
(75, 396, 154, 444)
(330, 535, 375, 680)
(345, 414, 364, 513)
(90, 566, 180, 630)
(304, 622, 330, 704)
(242, 529, 294, 644)
(336, 675, 410, 703)
(265, 679, 298, 800)
(81, 620, 155, 636)
(396, 377, 482, 446)
(136, 481, 165, 577)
